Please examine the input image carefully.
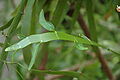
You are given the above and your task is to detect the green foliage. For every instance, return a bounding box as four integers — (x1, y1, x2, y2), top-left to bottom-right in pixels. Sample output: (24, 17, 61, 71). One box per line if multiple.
(0, 0, 120, 80)
(75, 43, 88, 51)
(5, 31, 120, 56)
(0, 0, 27, 68)
(28, 43, 40, 70)
(39, 10, 55, 31)
(32, 69, 82, 78)
(0, 17, 14, 31)
(21, 0, 35, 35)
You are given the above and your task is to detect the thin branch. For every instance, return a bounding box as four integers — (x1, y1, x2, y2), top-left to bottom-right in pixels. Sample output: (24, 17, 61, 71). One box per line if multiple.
(77, 12, 115, 80)
(77, 13, 90, 38)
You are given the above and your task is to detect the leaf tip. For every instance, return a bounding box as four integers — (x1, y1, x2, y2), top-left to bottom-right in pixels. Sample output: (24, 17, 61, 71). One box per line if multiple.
(5, 48, 9, 51)
(28, 67, 31, 71)
(39, 9, 44, 18)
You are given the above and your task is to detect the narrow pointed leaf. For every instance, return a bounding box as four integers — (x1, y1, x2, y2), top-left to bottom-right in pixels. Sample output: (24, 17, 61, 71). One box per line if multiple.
(39, 10, 55, 31)
(21, 0, 35, 35)
(31, 69, 82, 78)
(52, 0, 69, 27)
(5, 32, 120, 55)
(28, 43, 40, 70)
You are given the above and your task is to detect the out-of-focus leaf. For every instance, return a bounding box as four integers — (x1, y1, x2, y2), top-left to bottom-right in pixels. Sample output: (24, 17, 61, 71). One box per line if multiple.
(70, 0, 82, 27)
(11, 4, 20, 17)
(16, 27, 26, 40)
(21, 0, 44, 65)
(17, 34, 26, 40)
(30, 0, 46, 34)
(0, 43, 3, 47)
(49, 0, 59, 20)
(21, 0, 35, 35)
(28, 43, 40, 70)
(113, 0, 120, 5)
(52, 0, 69, 27)
(31, 69, 82, 78)
(5, 32, 120, 55)
(39, 10, 55, 31)
(112, 57, 119, 64)
(0, 0, 27, 63)
(0, 17, 14, 31)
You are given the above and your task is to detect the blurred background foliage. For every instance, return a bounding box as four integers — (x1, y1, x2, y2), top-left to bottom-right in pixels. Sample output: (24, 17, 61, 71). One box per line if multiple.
(0, 0, 120, 80)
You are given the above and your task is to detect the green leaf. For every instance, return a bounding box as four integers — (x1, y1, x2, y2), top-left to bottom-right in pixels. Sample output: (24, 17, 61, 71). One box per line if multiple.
(17, 34, 26, 40)
(21, 0, 35, 35)
(75, 43, 88, 50)
(22, 0, 46, 65)
(70, 0, 82, 27)
(112, 57, 119, 64)
(28, 43, 40, 70)
(0, 0, 27, 62)
(5, 32, 120, 56)
(31, 69, 82, 78)
(30, 0, 46, 34)
(39, 10, 55, 31)
(51, 0, 69, 27)
(49, 0, 59, 20)
(0, 17, 14, 31)
(79, 34, 91, 41)
(16, 27, 26, 40)
(11, 4, 20, 17)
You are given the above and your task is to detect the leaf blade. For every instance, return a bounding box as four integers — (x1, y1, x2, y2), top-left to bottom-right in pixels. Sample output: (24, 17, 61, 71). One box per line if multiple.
(39, 10, 55, 31)
(28, 43, 40, 70)
(5, 32, 120, 55)
(0, 17, 14, 31)
(31, 69, 82, 78)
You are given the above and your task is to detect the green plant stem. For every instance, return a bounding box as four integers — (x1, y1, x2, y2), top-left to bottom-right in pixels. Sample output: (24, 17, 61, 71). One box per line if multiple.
(0, 0, 27, 75)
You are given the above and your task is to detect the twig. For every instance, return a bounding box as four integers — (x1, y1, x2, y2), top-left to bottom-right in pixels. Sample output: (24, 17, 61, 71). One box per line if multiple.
(67, 2, 115, 80)
(78, 9, 115, 80)
(77, 13, 90, 38)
